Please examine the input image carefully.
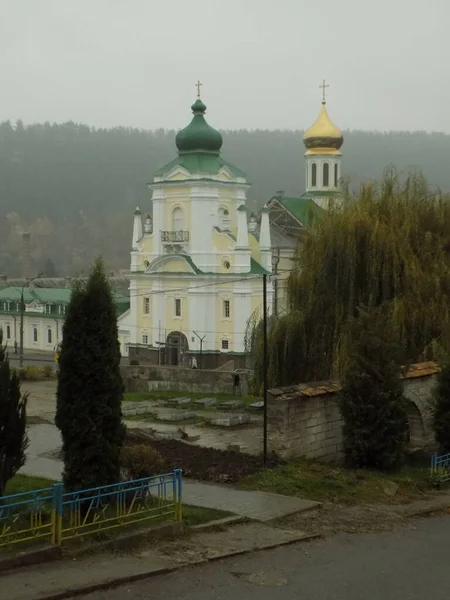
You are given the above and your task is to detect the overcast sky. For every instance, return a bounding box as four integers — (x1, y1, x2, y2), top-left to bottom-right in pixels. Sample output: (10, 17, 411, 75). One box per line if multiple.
(0, 0, 448, 133)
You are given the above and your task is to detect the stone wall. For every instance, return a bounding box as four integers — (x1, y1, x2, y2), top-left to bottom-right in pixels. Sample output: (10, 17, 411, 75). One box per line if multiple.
(122, 364, 249, 395)
(128, 345, 249, 371)
(268, 362, 439, 461)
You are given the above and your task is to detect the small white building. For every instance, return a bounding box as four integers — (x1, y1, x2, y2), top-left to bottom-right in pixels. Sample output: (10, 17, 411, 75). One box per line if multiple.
(0, 285, 129, 353)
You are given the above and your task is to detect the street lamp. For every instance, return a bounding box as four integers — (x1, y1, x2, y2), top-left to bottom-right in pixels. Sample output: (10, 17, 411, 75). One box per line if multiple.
(19, 274, 42, 367)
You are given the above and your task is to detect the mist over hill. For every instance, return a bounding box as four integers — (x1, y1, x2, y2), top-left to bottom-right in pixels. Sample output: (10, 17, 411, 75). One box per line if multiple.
(1, 120, 449, 276)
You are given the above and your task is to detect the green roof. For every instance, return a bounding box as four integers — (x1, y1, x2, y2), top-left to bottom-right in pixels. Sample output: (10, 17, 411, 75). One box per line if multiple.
(0, 287, 130, 316)
(155, 152, 246, 179)
(175, 99, 223, 154)
(141, 253, 269, 277)
(276, 196, 324, 227)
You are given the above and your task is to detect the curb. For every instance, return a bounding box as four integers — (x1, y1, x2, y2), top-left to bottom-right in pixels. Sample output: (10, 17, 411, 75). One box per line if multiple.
(34, 532, 321, 600)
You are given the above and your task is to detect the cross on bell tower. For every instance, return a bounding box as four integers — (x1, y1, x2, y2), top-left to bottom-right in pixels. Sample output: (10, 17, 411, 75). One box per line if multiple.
(319, 79, 329, 104)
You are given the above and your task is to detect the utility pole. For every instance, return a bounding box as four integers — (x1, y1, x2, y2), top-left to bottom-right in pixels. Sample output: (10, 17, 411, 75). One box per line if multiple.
(263, 273, 268, 464)
(271, 247, 280, 317)
(19, 273, 42, 368)
(193, 331, 206, 369)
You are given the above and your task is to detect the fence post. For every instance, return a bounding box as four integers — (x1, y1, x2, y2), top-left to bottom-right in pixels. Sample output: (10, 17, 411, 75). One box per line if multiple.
(174, 469, 183, 522)
(51, 483, 63, 546)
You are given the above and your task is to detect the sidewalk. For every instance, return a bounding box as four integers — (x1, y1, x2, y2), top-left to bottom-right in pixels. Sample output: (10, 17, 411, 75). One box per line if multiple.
(1, 523, 315, 600)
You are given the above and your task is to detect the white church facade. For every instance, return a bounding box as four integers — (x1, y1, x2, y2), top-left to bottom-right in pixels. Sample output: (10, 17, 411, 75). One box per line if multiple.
(118, 92, 273, 368)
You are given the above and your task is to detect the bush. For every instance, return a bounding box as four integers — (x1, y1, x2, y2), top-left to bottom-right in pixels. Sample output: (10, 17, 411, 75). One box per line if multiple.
(339, 306, 408, 471)
(121, 444, 164, 481)
(41, 365, 54, 378)
(433, 360, 450, 453)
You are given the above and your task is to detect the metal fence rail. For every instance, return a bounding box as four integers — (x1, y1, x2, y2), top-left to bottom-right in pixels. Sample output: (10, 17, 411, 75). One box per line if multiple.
(0, 469, 183, 549)
(430, 452, 450, 482)
(58, 469, 182, 542)
(0, 486, 56, 548)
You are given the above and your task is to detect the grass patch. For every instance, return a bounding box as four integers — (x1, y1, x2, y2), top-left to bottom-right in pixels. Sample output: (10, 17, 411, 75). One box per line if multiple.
(4, 474, 56, 495)
(124, 390, 260, 407)
(239, 459, 432, 505)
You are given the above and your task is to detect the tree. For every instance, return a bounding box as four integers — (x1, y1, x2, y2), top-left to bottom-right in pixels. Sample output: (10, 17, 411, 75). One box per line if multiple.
(248, 170, 450, 391)
(339, 306, 408, 471)
(55, 258, 125, 491)
(433, 360, 450, 453)
(0, 330, 28, 496)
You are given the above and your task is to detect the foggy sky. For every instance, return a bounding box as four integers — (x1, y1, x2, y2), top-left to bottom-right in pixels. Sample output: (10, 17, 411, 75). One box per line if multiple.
(0, 0, 448, 133)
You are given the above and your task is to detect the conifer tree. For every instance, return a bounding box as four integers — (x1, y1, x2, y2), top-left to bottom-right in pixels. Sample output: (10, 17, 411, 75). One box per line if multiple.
(55, 258, 125, 491)
(339, 306, 408, 471)
(433, 360, 450, 453)
(0, 331, 28, 496)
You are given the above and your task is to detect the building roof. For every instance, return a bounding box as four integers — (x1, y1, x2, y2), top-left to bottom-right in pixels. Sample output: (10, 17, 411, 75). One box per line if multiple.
(0, 286, 129, 312)
(155, 96, 246, 180)
(0, 276, 130, 296)
(274, 196, 323, 227)
(154, 152, 246, 179)
(175, 98, 223, 154)
(303, 101, 343, 155)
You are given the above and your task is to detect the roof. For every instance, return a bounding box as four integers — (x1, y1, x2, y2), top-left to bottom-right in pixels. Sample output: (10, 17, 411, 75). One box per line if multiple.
(269, 361, 440, 399)
(155, 152, 246, 179)
(0, 276, 130, 296)
(274, 196, 323, 227)
(0, 286, 129, 307)
(138, 253, 269, 277)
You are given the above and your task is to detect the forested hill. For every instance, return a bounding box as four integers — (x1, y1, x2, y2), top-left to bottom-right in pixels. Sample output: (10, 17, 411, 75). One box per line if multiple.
(1, 120, 449, 276)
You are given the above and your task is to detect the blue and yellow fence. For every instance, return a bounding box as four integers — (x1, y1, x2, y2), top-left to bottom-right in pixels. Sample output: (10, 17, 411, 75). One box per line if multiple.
(0, 469, 182, 549)
(430, 452, 450, 482)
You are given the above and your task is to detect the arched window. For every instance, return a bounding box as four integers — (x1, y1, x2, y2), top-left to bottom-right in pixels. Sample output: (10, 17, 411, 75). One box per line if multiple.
(47, 328, 52, 344)
(323, 163, 329, 187)
(218, 206, 230, 229)
(6, 324, 11, 340)
(334, 163, 339, 187)
(33, 327, 38, 342)
(172, 207, 184, 231)
(311, 163, 317, 187)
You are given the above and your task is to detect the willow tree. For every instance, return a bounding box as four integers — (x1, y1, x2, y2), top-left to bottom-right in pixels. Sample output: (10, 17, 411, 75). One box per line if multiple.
(248, 169, 450, 391)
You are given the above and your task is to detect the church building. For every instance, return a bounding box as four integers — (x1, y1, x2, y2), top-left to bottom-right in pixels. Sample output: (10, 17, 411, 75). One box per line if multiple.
(267, 82, 344, 314)
(119, 87, 272, 367)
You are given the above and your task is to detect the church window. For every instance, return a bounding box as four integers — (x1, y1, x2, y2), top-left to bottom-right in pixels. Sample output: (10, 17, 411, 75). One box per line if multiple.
(33, 326, 38, 342)
(172, 207, 185, 231)
(311, 163, 317, 187)
(6, 324, 11, 340)
(218, 206, 230, 229)
(142, 334, 148, 344)
(47, 328, 52, 344)
(334, 163, 338, 187)
(221, 339, 229, 350)
(323, 163, 329, 187)
(143, 297, 150, 314)
(175, 298, 182, 317)
(223, 300, 231, 318)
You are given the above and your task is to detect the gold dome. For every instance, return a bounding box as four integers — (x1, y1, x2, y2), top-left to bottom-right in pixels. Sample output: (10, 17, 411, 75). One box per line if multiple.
(303, 102, 343, 155)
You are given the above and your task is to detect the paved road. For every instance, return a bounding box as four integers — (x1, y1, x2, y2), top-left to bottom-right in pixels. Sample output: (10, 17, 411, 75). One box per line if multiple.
(80, 514, 450, 600)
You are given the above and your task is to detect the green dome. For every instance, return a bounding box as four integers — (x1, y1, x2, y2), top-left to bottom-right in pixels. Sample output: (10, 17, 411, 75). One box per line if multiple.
(175, 99, 223, 154)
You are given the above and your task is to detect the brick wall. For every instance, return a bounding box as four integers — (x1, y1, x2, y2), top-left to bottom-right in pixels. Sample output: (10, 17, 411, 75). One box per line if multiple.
(267, 362, 438, 461)
(122, 364, 249, 395)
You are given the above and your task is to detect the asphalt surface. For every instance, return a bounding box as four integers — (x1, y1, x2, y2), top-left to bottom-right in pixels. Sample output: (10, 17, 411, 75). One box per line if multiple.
(80, 514, 450, 600)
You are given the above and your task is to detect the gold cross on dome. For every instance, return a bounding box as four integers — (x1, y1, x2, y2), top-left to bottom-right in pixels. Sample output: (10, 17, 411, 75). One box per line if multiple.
(195, 80, 203, 98)
(319, 79, 329, 104)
